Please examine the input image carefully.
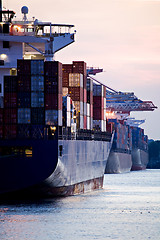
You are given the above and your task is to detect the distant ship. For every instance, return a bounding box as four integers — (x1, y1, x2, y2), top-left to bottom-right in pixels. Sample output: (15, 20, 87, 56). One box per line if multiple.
(131, 126, 149, 171)
(103, 79, 157, 174)
(105, 119, 132, 174)
(0, 2, 113, 197)
(105, 116, 149, 174)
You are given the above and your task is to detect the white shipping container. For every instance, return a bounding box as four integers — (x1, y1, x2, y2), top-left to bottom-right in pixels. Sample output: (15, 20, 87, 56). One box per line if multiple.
(80, 115, 84, 129)
(84, 102, 87, 116)
(104, 109, 106, 121)
(101, 120, 104, 132)
(67, 111, 71, 127)
(104, 97, 106, 109)
(103, 120, 106, 132)
(101, 86, 104, 97)
(80, 101, 83, 115)
(87, 116, 90, 130)
(67, 96, 71, 112)
(87, 103, 90, 116)
(58, 110, 62, 126)
(90, 117, 93, 130)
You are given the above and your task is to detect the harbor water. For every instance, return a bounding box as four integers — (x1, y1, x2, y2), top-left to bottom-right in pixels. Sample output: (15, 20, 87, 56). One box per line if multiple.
(0, 169, 160, 240)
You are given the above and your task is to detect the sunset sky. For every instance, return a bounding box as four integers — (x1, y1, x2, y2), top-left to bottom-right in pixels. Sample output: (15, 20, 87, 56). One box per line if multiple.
(4, 0, 160, 140)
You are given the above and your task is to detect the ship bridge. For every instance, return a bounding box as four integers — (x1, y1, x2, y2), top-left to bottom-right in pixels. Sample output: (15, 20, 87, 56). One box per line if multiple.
(0, 2, 76, 96)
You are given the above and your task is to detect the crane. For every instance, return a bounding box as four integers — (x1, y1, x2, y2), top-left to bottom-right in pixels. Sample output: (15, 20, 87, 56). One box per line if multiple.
(87, 75, 157, 113)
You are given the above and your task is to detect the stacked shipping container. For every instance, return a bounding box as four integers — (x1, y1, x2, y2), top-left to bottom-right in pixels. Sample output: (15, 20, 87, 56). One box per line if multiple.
(86, 78, 93, 130)
(131, 126, 148, 151)
(93, 84, 106, 132)
(62, 62, 108, 131)
(0, 60, 109, 139)
(4, 76, 17, 139)
(44, 61, 62, 127)
(107, 118, 132, 151)
(0, 60, 63, 139)
(62, 61, 87, 129)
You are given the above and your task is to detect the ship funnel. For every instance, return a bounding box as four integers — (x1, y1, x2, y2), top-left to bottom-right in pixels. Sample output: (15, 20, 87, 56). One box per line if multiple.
(21, 6, 28, 22)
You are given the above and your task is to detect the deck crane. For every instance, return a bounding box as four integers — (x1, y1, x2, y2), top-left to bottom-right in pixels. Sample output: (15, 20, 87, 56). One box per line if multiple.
(87, 67, 103, 75)
(125, 118, 145, 127)
(87, 74, 157, 113)
(87, 71, 157, 129)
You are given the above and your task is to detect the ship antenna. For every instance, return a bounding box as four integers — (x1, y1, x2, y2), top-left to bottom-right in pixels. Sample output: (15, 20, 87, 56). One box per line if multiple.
(21, 6, 28, 22)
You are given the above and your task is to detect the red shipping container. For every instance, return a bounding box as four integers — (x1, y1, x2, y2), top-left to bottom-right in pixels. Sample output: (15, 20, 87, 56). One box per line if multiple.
(0, 125, 3, 138)
(90, 91, 93, 105)
(83, 75, 87, 90)
(58, 76, 62, 94)
(17, 59, 31, 75)
(90, 104, 93, 117)
(4, 124, 17, 139)
(45, 93, 58, 110)
(84, 88, 87, 103)
(17, 75, 31, 92)
(4, 92, 17, 108)
(68, 87, 83, 101)
(93, 96, 104, 108)
(103, 86, 106, 97)
(62, 73, 69, 87)
(62, 64, 73, 73)
(106, 123, 112, 133)
(83, 115, 87, 129)
(0, 109, 4, 124)
(4, 108, 17, 124)
(45, 78, 58, 94)
(93, 108, 104, 120)
(93, 96, 102, 108)
(44, 61, 62, 77)
(58, 94, 62, 110)
(72, 61, 87, 76)
(45, 76, 62, 94)
(4, 76, 17, 93)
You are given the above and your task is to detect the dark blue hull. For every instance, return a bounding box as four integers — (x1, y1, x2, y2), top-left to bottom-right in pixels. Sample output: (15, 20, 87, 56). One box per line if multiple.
(0, 139, 112, 197)
(0, 139, 58, 195)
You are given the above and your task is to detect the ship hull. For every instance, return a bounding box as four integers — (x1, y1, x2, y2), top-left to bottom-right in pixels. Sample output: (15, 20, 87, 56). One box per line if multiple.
(131, 148, 149, 171)
(105, 150, 132, 174)
(0, 139, 111, 197)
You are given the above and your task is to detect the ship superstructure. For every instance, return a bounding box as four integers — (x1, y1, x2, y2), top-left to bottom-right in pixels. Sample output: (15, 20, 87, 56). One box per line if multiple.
(0, 2, 75, 98)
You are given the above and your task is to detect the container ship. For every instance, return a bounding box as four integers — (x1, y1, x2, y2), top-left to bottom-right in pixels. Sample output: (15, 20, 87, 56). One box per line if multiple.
(105, 118, 132, 174)
(131, 126, 149, 171)
(102, 85, 157, 174)
(0, 2, 113, 197)
(105, 116, 148, 173)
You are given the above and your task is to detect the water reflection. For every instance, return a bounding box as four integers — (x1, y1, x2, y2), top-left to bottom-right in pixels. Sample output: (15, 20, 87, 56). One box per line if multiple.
(0, 170, 160, 240)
